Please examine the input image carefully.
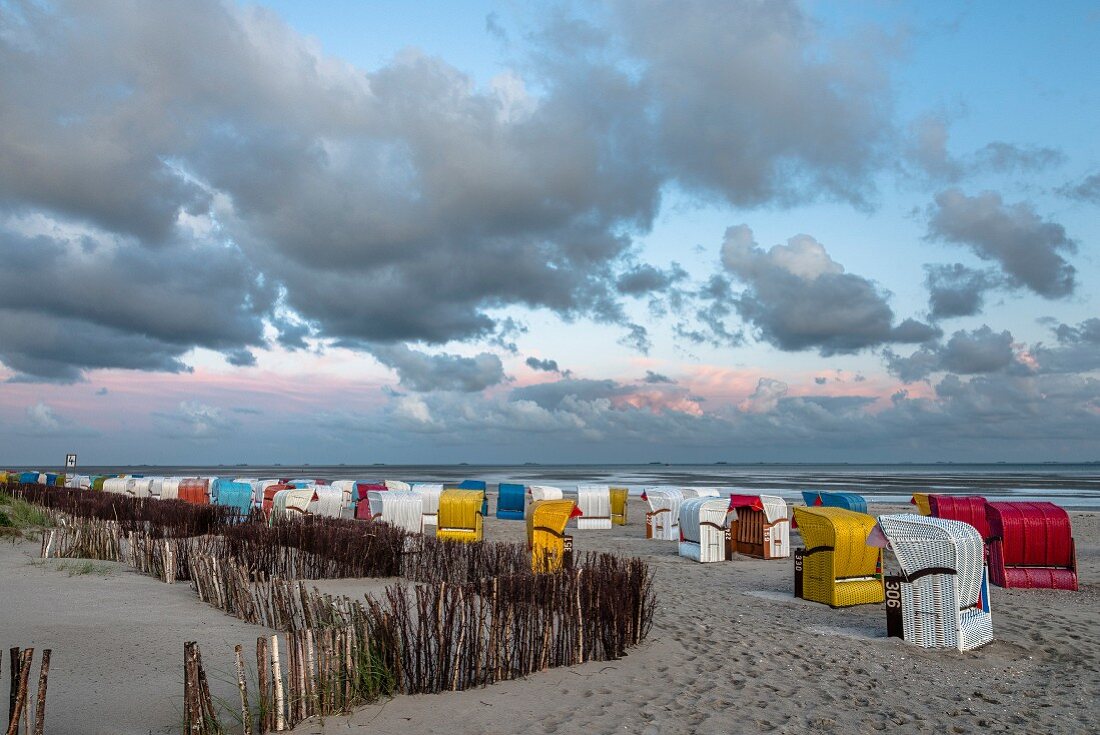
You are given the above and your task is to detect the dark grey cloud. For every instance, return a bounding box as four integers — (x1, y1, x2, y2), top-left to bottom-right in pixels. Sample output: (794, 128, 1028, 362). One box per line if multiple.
(720, 225, 938, 355)
(927, 189, 1076, 298)
(607, 0, 892, 207)
(367, 344, 506, 393)
(674, 274, 744, 348)
(510, 379, 630, 410)
(0, 228, 268, 381)
(525, 357, 562, 373)
(643, 370, 674, 384)
(885, 326, 1020, 383)
(1057, 172, 1100, 203)
(924, 263, 1000, 320)
(1030, 318, 1100, 374)
(616, 264, 684, 296)
(225, 349, 257, 367)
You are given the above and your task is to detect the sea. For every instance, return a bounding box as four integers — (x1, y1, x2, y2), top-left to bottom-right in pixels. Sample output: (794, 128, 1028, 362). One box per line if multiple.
(50, 463, 1100, 509)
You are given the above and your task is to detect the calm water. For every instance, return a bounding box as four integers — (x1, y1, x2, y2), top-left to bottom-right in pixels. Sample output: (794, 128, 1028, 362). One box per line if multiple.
(47, 463, 1100, 508)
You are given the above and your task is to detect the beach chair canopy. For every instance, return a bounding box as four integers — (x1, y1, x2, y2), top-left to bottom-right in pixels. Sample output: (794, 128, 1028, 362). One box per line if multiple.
(410, 483, 443, 524)
(527, 499, 580, 572)
(928, 495, 990, 539)
(802, 490, 867, 514)
(436, 489, 484, 543)
(177, 478, 209, 505)
(793, 506, 883, 607)
(385, 479, 411, 491)
(497, 483, 526, 520)
(18, 471, 39, 485)
(529, 485, 563, 501)
(360, 490, 423, 532)
(678, 497, 728, 563)
(727, 493, 790, 559)
(214, 480, 254, 518)
(680, 487, 721, 499)
(642, 488, 683, 540)
(985, 502, 1077, 590)
(308, 486, 347, 518)
(909, 492, 936, 516)
(876, 514, 993, 650)
(271, 488, 316, 519)
(576, 484, 612, 529)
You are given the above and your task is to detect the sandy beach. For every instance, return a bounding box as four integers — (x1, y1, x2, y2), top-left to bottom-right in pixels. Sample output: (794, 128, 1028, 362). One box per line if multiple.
(2, 498, 1096, 734)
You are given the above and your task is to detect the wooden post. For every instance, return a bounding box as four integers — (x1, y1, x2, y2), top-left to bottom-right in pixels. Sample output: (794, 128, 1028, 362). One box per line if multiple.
(256, 637, 269, 734)
(6, 649, 33, 735)
(234, 645, 252, 735)
(270, 636, 285, 732)
(7, 648, 18, 731)
(32, 650, 50, 735)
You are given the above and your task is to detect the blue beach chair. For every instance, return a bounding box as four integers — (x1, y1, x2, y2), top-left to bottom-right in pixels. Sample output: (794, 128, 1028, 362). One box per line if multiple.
(496, 483, 526, 520)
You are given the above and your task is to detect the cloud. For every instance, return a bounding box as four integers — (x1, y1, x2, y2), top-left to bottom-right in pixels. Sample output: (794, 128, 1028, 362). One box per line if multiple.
(738, 378, 788, 413)
(154, 400, 238, 440)
(367, 344, 506, 393)
(924, 263, 1000, 320)
(1029, 318, 1100, 374)
(719, 225, 938, 354)
(643, 370, 674, 384)
(814, 376, 827, 385)
(525, 357, 562, 373)
(225, 349, 257, 367)
(1057, 172, 1100, 203)
(885, 326, 1022, 383)
(907, 115, 1064, 182)
(510, 379, 630, 411)
(926, 189, 1076, 298)
(615, 264, 685, 296)
(21, 401, 96, 437)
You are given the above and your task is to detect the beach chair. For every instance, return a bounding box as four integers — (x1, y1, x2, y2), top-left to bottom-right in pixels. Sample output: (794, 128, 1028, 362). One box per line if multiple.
(384, 479, 412, 491)
(176, 478, 210, 505)
(610, 487, 629, 526)
(793, 506, 884, 607)
(642, 488, 683, 540)
(909, 493, 936, 516)
(271, 488, 316, 520)
(985, 502, 1077, 590)
(876, 514, 993, 650)
(801, 490, 868, 514)
(575, 485, 613, 529)
(527, 499, 581, 572)
(213, 480, 254, 520)
(680, 487, 721, 499)
(727, 494, 790, 559)
(496, 483, 526, 520)
(529, 485, 563, 501)
(678, 497, 729, 562)
(410, 483, 443, 525)
(361, 490, 423, 533)
(309, 486, 348, 518)
(928, 495, 990, 539)
(447, 480, 489, 516)
(436, 489, 485, 543)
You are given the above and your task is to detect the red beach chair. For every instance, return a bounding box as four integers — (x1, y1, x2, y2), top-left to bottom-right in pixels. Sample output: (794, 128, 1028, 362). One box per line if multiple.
(985, 502, 1077, 590)
(928, 495, 990, 539)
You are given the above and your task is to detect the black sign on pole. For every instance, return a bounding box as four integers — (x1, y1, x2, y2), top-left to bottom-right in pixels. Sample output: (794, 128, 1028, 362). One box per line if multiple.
(65, 453, 77, 470)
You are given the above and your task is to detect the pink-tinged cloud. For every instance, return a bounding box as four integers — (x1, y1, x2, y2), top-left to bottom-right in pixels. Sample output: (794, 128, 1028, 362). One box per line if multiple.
(613, 389, 705, 416)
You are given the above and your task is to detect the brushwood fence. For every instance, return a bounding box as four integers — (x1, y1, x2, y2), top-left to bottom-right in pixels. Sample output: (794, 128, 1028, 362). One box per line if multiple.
(8, 483, 655, 732)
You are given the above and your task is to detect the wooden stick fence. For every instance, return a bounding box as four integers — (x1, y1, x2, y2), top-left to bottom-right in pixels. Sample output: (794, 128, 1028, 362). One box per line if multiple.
(4, 648, 50, 735)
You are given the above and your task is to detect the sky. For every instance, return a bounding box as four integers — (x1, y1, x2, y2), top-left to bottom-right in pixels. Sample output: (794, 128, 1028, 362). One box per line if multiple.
(0, 0, 1098, 465)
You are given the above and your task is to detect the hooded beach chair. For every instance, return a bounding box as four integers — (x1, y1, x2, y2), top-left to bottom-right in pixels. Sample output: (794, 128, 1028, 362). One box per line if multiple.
(793, 506, 883, 607)
(450, 480, 490, 515)
(18, 471, 39, 485)
(575, 485, 612, 529)
(361, 490, 423, 533)
(928, 495, 990, 540)
(271, 488, 317, 520)
(384, 479, 412, 491)
(436, 489, 485, 543)
(678, 497, 729, 563)
(680, 487, 721, 499)
(214, 480, 254, 520)
(727, 494, 790, 559)
(409, 483, 443, 525)
(802, 490, 868, 514)
(496, 483, 526, 520)
(874, 514, 993, 650)
(909, 493, 936, 516)
(529, 485, 563, 501)
(985, 502, 1077, 590)
(610, 487, 629, 525)
(642, 488, 683, 540)
(175, 478, 209, 504)
(527, 499, 581, 572)
(308, 486, 347, 518)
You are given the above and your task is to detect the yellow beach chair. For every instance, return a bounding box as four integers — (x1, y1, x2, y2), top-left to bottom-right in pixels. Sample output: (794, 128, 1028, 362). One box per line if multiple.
(793, 506, 884, 607)
(436, 489, 484, 543)
(910, 492, 935, 516)
(527, 499, 579, 572)
(610, 487, 629, 526)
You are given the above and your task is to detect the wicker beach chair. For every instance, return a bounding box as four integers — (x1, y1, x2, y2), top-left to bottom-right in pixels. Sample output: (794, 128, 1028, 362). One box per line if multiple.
(610, 487, 629, 526)
(642, 488, 683, 540)
(681, 487, 721, 499)
(909, 493, 936, 516)
(678, 497, 729, 562)
(410, 483, 443, 525)
(497, 483, 526, 520)
(793, 506, 884, 607)
(308, 486, 348, 518)
(527, 499, 580, 572)
(176, 478, 209, 505)
(271, 488, 316, 520)
(361, 490, 423, 533)
(727, 494, 790, 559)
(529, 485, 563, 501)
(576, 485, 613, 529)
(985, 502, 1077, 590)
(802, 490, 868, 514)
(213, 480, 254, 521)
(384, 480, 412, 491)
(928, 495, 990, 539)
(876, 514, 993, 650)
(446, 480, 489, 516)
(436, 488, 485, 543)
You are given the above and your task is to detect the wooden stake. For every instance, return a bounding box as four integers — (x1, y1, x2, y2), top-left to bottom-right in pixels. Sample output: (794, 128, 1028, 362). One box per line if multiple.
(234, 645, 251, 735)
(270, 636, 285, 732)
(31, 650, 49, 735)
(6, 649, 33, 735)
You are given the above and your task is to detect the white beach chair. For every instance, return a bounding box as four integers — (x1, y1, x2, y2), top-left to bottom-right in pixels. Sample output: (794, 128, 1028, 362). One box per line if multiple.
(410, 483, 443, 525)
(575, 485, 612, 529)
(643, 488, 684, 541)
(678, 497, 729, 562)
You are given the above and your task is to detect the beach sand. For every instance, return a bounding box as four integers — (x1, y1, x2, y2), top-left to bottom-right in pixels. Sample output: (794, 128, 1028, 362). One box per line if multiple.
(1, 500, 1096, 734)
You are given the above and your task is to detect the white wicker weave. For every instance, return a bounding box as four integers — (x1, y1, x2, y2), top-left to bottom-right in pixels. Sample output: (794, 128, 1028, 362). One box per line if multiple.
(576, 485, 612, 529)
(384, 480, 412, 491)
(410, 483, 443, 525)
(680, 487, 722, 499)
(307, 486, 347, 518)
(678, 497, 729, 562)
(876, 514, 993, 651)
(760, 494, 791, 558)
(366, 490, 424, 533)
(644, 488, 684, 541)
(529, 485, 564, 501)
